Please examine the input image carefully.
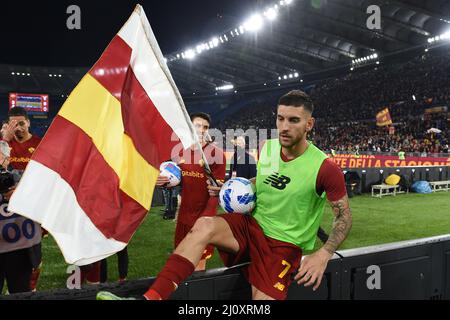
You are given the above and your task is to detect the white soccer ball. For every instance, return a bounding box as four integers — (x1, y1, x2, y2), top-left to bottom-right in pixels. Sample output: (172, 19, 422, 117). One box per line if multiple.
(159, 161, 182, 187)
(219, 178, 256, 214)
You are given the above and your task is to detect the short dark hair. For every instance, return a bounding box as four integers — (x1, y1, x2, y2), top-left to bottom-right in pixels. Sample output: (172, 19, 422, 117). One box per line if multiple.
(278, 90, 314, 114)
(8, 107, 29, 121)
(190, 112, 211, 124)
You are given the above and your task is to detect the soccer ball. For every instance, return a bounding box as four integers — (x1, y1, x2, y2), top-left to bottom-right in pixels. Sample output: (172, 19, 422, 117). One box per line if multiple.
(159, 161, 182, 187)
(219, 178, 256, 214)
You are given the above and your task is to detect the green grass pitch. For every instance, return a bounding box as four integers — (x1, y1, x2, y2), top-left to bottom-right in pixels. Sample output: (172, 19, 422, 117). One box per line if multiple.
(16, 192, 450, 292)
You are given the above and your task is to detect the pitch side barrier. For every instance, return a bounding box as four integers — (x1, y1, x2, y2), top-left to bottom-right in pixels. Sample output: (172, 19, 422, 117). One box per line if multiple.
(344, 165, 450, 194)
(3, 234, 450, 300)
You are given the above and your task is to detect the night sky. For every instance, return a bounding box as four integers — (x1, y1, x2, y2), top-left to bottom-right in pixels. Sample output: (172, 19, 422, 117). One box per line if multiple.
(0, 0, 267, 67)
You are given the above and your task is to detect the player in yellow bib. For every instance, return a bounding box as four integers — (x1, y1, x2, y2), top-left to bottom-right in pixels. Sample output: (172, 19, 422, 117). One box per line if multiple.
(98, 90, 352, 300)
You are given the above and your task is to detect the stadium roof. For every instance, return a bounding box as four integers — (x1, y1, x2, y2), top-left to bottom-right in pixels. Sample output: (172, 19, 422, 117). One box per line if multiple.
(1, 0, 449, 96)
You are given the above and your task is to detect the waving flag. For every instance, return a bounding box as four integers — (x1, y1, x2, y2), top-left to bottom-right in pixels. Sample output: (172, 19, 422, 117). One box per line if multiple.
(376, 108, 393, 127)
(9, 5, 197, 265)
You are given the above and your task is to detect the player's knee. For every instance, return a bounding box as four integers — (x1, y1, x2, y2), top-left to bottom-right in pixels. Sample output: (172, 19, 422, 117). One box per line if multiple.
(191, 217, 216, 242)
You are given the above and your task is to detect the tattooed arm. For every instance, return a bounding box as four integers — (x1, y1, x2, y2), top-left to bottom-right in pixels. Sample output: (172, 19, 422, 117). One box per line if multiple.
(294, 195, 352, 290)
(323, 195, 353, 255)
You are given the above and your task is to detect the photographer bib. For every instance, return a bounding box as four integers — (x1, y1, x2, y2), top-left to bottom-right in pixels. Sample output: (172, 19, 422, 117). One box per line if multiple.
(0, 200, 41, 254)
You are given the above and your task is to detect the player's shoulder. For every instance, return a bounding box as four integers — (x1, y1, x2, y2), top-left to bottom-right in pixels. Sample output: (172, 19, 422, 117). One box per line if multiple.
(319, 158, 343, 176)
(31, 135, 42, 143)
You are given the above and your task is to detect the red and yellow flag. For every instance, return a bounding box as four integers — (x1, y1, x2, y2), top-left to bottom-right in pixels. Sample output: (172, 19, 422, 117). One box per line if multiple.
(376, 108, 393, 127)
(9, 5, 197, 265)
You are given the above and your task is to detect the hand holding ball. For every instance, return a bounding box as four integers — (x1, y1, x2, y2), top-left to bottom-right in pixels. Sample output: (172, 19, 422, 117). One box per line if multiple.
(159, 161, 181, 187)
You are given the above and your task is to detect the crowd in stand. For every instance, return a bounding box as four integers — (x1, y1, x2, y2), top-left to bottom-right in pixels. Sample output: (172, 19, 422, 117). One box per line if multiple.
(217, 51, 450, 155)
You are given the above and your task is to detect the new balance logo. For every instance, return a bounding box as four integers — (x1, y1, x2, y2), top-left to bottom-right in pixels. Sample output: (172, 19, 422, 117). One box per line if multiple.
(263, 173, 291, 190)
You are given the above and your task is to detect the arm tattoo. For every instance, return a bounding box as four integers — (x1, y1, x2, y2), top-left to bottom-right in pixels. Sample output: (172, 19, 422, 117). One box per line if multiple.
(323, 195, 353, 255)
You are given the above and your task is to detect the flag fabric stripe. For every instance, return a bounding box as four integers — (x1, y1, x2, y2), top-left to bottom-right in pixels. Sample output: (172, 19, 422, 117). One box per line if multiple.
(118, 10, 197, 150)
(8, 5, 197, 265)
(58, 74, 158, 209)
(120, 67, 181, 166)
(89, 35, 132, 101)
(10, 161, 127, 266)
(30, 116, 150, 243)
(89, 36, 181, 167)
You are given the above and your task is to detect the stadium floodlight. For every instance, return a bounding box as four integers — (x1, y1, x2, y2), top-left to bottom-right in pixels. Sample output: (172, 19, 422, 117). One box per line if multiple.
(283, 75, 288, 80)
(59, 74, 62, 77)
(289, 74, 293, 78)
(49, 74, 52, 77)
(285, 0, 293, 4)
(11, 72, 14, 75)
(216, 84, 234, 91)
(376, 61, 380, 65)
(239, 25, 245, 34)
(244, 14, 264, 32)
(278, 76, 282, 80)
(300, 79, 303, 82)
(234, 28, 240, 36)
(265, 8, 278, 21)
(196, 44, 203, 54)
(442, 31, 450, 40)
(185, 49, 196, 60)
(373, 53, 378, 59)
(280, 0, 285, 5)
(412, 95, 416, 101)
(350, 67, 354, 71)
(294, 72, 299, 78)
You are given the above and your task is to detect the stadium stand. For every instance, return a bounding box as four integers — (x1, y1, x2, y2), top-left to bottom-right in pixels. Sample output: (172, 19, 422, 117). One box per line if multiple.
(215, 49, 449, 155)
